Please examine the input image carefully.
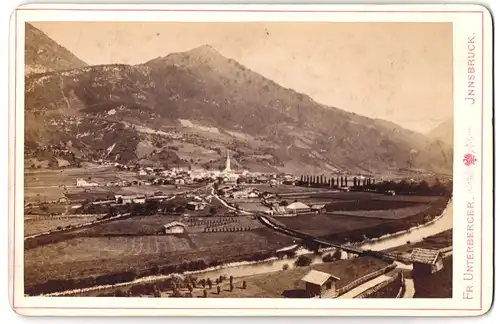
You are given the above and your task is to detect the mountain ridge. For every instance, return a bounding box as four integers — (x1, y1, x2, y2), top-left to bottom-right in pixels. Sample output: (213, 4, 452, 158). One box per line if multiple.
(25, 23, 88, 76)
(24, 41, 453, 175)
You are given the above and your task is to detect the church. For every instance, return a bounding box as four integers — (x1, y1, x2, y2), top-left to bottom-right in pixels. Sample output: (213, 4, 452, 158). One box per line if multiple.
(218, 151, 240, 184)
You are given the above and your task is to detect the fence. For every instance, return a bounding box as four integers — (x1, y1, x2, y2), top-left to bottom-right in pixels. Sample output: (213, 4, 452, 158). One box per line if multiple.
(335, 263, 398, 297)
(353, 270, 403, 299)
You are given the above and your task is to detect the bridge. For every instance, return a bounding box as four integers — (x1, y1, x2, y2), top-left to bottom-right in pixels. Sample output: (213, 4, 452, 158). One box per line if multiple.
(257, 214, 398, 262)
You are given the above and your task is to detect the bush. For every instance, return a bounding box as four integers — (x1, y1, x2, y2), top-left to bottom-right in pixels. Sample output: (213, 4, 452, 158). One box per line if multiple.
(294, 255, 313, 267)
(322, 254, 334, 263)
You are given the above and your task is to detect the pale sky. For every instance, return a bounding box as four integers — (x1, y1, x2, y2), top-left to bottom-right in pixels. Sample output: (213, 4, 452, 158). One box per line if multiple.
(32, 22, 453, 133)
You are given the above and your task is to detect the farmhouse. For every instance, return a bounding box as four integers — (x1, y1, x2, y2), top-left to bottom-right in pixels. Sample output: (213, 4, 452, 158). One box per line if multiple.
(301, 270, 340, 298)
(310, 204, 326, 213)
(410, 248, 444, 275)
(285, 201, 311, 214)
(164, 221, 186, 234)
(57, 196, 69, 204)
(186, 201, 206, 211)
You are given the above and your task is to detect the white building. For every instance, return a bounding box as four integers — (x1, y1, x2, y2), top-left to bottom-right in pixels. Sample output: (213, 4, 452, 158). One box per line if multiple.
(164, 221, 186, 234)
(186, 201, 206, 211)
(285, 202, 311, 214)
(76, 178, 99, 187)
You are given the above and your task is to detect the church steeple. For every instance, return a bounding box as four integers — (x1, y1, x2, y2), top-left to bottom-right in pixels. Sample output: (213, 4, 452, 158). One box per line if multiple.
(225, 151, 231, 172)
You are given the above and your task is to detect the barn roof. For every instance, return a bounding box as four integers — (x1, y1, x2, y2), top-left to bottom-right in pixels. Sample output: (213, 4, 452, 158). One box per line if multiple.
(410, 248, 442, 265)
(272, 206, 287, 214)
(286, 202, 310, 210)
(301, 270, 340, 286)
(164, 221, 186, 228)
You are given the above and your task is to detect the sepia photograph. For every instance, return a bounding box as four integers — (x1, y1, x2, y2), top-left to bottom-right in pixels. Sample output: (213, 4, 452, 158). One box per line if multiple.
(23, 20, 454, 300)
(9, 4, 493, 316)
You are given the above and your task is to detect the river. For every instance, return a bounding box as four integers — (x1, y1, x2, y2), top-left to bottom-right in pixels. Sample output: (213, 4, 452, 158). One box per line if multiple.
(191, 200, 453, 280)
(46, 200, 452, 296)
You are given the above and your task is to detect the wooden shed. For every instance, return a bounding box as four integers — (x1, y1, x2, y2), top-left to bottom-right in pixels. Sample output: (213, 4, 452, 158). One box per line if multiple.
(410, 248, 444, 276)
(301, 270, 340, 298)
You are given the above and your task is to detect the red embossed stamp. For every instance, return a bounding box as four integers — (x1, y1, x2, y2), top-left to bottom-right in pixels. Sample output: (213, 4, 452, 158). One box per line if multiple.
(463, 153, 477, 166)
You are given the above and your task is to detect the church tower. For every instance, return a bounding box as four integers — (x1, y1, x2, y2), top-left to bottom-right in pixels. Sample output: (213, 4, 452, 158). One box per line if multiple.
(224, 151, 231, 172)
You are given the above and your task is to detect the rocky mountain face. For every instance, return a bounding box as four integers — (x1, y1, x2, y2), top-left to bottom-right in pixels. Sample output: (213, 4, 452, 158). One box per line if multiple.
(25, 23, 88, 76)
(428, 118, 453, 146)
(24, 43, 453, 175)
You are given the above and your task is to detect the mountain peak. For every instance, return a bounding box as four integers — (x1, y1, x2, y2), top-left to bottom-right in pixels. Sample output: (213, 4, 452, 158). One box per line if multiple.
(185, 44, 225, 59)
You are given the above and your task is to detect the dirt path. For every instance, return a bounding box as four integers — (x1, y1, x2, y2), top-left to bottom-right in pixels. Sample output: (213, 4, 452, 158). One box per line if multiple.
(403, 279, 415, 298)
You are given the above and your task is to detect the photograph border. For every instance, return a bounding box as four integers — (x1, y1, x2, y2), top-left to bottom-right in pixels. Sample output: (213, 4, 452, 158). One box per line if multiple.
(9, 4, 493, 316)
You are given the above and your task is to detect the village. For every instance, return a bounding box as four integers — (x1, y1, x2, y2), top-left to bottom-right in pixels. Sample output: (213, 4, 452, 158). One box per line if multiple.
(24, 152, 453, 300)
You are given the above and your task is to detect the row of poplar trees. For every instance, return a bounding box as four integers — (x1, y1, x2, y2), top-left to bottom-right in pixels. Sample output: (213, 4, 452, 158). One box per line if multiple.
(299, 175, 374, 187)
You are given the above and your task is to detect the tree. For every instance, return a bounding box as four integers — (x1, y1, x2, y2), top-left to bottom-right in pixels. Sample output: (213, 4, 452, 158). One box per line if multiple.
(322, 254, 334, 263)
(230, 283, 234, 292)
(229, 276, 234, 285)
(209, 206, 218, 216)
(333, 249, 342, 260)
(203, 289, 208, 298)
(217, 286, 221, 295)
(282, 264, 290, 271)
(187, 284, 193, 294)
(207, 278, 212, 289)
(294, 255, 313, 267)
(242, 281, 247, 289)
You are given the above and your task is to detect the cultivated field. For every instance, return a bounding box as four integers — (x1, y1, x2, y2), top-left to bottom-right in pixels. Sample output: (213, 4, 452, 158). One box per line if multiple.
(25, 215, 102, 236)
(24, 167, 201, 203)
(277, 213, 386, 237)
(24, 227, 295, 288)
(243, 184, 332, 195)
(334, 204, 433, 220)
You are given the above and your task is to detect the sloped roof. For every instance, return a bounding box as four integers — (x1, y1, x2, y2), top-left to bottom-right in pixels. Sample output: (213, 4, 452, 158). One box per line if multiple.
(410, 248, 442, 265)
(301, 270, 340, 286)
(286, 202, 310, 210)
(164, 221, 186, 228)
(310, 204, 326, 209)
(272, 206, 287, 214)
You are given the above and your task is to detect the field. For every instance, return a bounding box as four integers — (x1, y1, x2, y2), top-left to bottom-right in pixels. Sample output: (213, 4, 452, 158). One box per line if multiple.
(244, 184, 331, 195)
(334, 204, 433, 220)
(73, 215, 264, 236)
(25, 215, 102, 236)
(24, 227, 295, 288)
(275, 194, 448, 243)
(198, 256, 390, 298)
(24, 166, 199, 203)
(277, 213, 386, 237)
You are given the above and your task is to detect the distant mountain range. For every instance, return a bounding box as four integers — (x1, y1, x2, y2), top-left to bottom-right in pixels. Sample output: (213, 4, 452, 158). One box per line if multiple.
(428, 118, 453, 146)
(24, 23, 453, 175)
